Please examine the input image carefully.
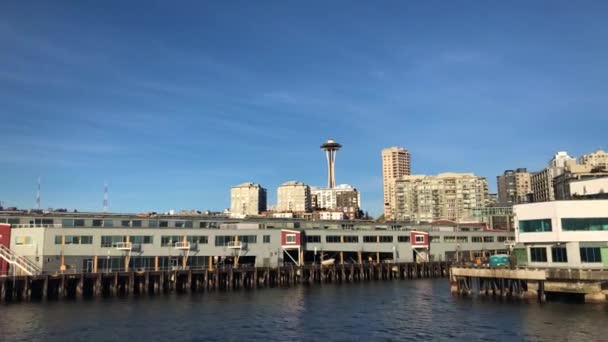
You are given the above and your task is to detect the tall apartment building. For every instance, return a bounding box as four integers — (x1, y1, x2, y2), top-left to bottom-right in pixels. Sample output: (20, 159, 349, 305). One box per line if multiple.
(311, 184, 361, 219)
(381, 147, 411, 220)
(230, 183, 267, 216)
(497, 168, 531, 205)
(392, 173, 489, 222)
(276, 181, 311, 213)
(530, 151, 575, 202)
(578, 150, 608, 171)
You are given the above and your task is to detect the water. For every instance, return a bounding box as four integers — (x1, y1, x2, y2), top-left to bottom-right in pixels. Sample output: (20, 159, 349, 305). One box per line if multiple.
(1, 279, 607, 341)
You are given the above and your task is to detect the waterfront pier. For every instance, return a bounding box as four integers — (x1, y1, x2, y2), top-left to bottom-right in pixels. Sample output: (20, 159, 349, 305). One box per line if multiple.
(450, 266, 608, 303)
(0, 261, 449, 303)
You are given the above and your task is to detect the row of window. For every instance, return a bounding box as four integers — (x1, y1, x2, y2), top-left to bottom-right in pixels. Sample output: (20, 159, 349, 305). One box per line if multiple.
(306, 235, 508, 244)
(54, 235, 93, 245)
(520, 217, 608, 232)
(530, 247, 603, 263)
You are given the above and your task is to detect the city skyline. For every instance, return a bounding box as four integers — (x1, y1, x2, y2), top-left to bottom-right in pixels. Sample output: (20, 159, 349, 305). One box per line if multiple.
(2, 2, 608, 216)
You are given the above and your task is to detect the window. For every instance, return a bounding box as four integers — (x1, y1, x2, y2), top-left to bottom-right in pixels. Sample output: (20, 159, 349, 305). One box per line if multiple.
(101, 236, 127, 247)
(55, 236, 62, 244)
(81, 236, 93, 244)
(93, 219, 103, 227)
(239, 235, 257, 244)
(175, 221, 185, 228)
(457, 236, 468, 243)
(148, 220, 158, 228)
(430, 236, 440, 243)
(580, 247, 602, 263)
(74, 219, 85, 227)
(530, 247, 548, 262)
(551, 247, 568, 263)
(415, 235, 425, 243)
(159, 221, 168, 228)
(215, 236, 235, 247)
(443, 236, 456, 243)
(483, 236, 494, 243)
(161, 236, 181, 247)
(263, 235, 270, 243)
(130, 236, 153, 244)
(562, 218, 608, 231)
(306, 235, 321, 243)
(62, 219, 74, 227)
(498, 236, 508, 242)
(343, 236, 358, 243)
(379, 236, 393, 243)
(398, 236, 410, 243)
(363, 236, 376, 243)
(472, 236, 482, 243)
(131, 220, 142, 228)
(520, 219, 552, 232)
(326, 235, 340, 243)
(187, 236, 208, 244)
(121, 220, 131, 227)
(103, 219, 114, 227)
(184, 221, 193, 228)
(65, 236, 80, 244)
(7, 218, 20, 225)
(286, 234, 296, 244)
(199, 222, 208, 228)
(15, 236, 32, 245)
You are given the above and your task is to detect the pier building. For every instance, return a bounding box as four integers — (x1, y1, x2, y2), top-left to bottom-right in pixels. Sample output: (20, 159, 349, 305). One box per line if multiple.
(0, 211, 511, 275)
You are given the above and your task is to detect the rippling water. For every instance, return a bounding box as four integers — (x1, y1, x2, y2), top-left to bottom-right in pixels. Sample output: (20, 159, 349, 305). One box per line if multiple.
(1, 279, 606, 341)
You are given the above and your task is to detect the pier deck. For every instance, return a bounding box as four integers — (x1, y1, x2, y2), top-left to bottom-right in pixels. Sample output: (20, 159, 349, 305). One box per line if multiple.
(0, 262, 449, 303)
(450, 265, 608, 303)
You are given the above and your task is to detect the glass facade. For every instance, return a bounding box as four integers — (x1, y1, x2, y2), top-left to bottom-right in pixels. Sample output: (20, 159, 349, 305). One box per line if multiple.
(343, 236, 358, 243)
(580, 247, 602, 263)
(520, 219, 552, 232)
(530, 247, 547, 262)
(562, 218, 608, 231)
(551, 247, 568, 263)
(306, 235, 320, 243)
(398, 236, 410, 243)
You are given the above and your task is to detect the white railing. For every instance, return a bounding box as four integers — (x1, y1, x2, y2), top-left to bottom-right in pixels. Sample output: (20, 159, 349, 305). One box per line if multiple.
(0, 244, 42, 275)
(174, 241, 191, 250)
(114, 242, 132, 250)
(11, 224, 62, 229)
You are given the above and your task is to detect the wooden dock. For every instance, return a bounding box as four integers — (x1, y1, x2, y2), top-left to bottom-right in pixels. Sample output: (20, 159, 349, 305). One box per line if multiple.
(0, 262, 449, 302)
(450, 266, 608, 303)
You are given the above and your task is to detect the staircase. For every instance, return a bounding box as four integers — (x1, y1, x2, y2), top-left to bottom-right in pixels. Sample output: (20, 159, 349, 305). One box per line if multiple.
(0, 244, 42, 276)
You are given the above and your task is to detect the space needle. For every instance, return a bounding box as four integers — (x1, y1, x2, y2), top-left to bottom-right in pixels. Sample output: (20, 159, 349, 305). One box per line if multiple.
(320, 138, 342, 189)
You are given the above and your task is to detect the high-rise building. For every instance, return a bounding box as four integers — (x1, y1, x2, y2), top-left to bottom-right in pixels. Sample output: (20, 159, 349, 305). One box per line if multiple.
(230, 183, 267, 216)
(530, 151, 575, 202)
(392, 173, 489, 222)
(497, 168, 531, 206)
(578, 150, 608, 171)
(311, 184, 360, 219)
(381, 146, 411, 220)
(276, 181, 311, 213)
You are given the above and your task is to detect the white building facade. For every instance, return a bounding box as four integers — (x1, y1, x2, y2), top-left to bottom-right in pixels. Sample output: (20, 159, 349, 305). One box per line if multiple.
(513, 200, 608, 268)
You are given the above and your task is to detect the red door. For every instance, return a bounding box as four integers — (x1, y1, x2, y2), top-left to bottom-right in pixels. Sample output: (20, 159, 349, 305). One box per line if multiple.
(0, 223, 11, 275)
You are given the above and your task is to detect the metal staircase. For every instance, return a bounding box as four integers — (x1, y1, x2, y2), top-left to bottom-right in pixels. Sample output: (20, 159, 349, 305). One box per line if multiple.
(0, 244, 42, 276)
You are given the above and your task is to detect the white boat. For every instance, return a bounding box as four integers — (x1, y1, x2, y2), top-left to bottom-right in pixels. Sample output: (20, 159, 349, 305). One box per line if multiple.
(321, 258, 335, 266)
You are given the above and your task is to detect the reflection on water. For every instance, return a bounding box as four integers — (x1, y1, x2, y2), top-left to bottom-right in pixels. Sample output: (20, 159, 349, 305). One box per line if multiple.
(0, 279, 606, 341)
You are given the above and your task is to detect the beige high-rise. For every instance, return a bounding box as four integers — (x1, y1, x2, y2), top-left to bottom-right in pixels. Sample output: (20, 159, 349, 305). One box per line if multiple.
(392, 173, 489, 222)
(230, 183, 267, 216)
(276, 181, 311, 213)
(578, 150, 608, 170)
(382, 147, 411, 220)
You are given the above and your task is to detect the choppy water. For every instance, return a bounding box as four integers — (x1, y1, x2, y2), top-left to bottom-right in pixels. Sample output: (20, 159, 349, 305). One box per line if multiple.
(0, 279, 607, 341)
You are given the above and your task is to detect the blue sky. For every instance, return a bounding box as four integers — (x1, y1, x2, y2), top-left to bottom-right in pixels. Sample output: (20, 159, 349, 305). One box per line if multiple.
(1, 1, 607, 216)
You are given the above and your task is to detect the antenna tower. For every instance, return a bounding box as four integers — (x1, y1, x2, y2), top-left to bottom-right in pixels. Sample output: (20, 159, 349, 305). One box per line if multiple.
(103, 181, 109, 213)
